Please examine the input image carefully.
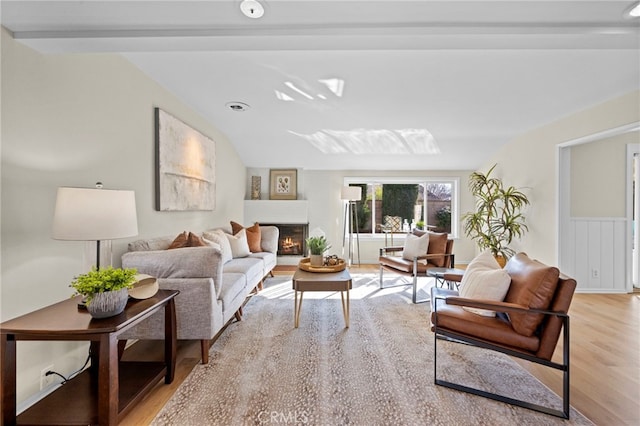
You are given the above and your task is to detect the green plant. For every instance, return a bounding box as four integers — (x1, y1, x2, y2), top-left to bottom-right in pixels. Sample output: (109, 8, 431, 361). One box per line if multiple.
(462, 164, 530, 259)
(306, 236, 331, 255)
(435, 205, 451, 231)
(70, 266, 137, 304)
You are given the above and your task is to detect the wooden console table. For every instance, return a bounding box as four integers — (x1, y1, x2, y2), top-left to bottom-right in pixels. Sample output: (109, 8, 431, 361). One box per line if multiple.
(1, 289, 178, 426)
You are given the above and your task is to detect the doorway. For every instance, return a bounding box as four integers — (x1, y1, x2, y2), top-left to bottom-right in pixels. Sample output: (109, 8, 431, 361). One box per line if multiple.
(628, 145, 640, 290)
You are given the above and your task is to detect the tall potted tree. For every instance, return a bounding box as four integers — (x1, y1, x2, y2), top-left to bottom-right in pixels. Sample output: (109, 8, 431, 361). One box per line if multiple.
(462, 164, 530, 266)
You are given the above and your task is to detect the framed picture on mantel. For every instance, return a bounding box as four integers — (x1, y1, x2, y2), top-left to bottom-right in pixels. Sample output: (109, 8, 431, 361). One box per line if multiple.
(269, 169, 297, 200)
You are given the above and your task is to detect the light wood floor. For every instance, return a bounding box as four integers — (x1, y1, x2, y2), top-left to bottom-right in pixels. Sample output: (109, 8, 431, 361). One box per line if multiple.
(120, 265, 639, 425)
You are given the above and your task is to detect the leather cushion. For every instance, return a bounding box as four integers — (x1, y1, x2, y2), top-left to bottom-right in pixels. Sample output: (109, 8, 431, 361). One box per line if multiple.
(427, 231, 448, 267)
(504, 253, 560, 337)
(412, 229, 449, 267)
(379, 256, 433, 273)
(431, 294, 540, 353)
(231, 221, 262, 253)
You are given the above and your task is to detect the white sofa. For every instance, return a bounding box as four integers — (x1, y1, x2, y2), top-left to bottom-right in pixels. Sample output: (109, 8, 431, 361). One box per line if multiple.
(120, 226, 279, 363)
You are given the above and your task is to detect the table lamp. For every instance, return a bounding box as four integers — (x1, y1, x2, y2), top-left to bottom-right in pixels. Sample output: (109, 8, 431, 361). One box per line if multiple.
(52, 185, 138, 270)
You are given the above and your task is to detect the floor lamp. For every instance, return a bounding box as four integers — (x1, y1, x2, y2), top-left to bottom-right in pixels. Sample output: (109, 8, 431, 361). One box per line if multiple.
(341, 186, 361, 266)
(52, 185, 139, 271)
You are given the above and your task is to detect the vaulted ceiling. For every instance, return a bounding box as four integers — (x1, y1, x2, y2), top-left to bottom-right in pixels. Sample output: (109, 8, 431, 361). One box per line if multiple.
(2, 0, 639, 170)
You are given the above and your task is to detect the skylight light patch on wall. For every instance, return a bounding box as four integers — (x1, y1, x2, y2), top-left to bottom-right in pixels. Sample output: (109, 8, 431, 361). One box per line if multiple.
(292, 128, 440, 155)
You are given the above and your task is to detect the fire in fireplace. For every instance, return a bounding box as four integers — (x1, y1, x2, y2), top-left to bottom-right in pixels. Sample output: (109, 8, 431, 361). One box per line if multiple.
(263, 223, 308, 256)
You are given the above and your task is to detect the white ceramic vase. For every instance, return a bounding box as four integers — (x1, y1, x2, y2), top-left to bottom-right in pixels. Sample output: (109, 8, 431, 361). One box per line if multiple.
(310, 254, 324, 267)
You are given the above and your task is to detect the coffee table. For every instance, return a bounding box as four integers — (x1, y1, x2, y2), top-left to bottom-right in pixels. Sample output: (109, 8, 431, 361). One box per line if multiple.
(292, 268, 352, 328)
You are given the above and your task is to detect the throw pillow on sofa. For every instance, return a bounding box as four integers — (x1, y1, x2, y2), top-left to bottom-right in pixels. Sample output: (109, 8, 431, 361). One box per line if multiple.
(225, 228, 251, 258)
(167, 231, 189, 249)
(168, 231, 206, 250)
(459, 250, 511, 317)
(202, 229, 233, 264)
(230, 221, 261, 253)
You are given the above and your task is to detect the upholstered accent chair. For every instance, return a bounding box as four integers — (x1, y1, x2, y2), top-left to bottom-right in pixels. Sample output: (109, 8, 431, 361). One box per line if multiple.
(379, 229, 454, 303)
(430, 253, 576, 419)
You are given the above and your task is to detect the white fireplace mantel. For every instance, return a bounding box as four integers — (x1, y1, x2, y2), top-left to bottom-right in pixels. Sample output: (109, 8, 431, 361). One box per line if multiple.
(244, 200, 308, 224)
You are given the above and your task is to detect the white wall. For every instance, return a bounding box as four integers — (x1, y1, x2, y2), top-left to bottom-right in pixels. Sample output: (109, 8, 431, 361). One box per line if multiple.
(0, 29, 246, 407)
(570, 132, 637, 217)
(246, 168, 477, 265)
(485, 90, 640, 268)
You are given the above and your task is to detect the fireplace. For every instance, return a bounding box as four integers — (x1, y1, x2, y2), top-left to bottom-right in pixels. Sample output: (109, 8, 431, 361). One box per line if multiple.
(264, 223, 308, 256)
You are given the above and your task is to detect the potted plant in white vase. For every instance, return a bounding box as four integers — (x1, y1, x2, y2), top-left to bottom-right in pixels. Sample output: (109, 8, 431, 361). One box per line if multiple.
(70, 266, 138, 318)
(462, 164, 530, 267)
(306, 236, 331, 267)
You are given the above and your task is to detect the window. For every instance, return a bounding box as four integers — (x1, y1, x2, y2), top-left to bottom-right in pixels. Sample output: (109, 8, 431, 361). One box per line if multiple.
(344, 177, 459, 237)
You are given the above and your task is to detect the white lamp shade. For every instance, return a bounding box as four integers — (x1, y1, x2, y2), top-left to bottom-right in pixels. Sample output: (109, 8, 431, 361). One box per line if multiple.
(52, 187, 138, 241)
(341, 186, 362, 201)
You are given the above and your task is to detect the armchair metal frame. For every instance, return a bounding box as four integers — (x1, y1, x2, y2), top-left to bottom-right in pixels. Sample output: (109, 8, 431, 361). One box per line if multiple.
(433, 295, 570, 419)
(379, 246, 454, 304)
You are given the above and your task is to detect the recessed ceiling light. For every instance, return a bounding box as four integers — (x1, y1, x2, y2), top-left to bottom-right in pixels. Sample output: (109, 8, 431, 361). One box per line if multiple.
(628, 2, 640, 17)
(240, 0, 264, 19)
(226, 102, 250, 112)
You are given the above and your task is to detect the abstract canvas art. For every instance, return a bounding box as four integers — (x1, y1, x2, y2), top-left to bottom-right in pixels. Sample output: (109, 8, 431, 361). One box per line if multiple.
(155, 108, 216, 211)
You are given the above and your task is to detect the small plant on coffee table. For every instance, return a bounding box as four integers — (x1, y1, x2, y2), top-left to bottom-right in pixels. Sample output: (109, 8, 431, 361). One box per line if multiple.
(306, 236, 331, 256)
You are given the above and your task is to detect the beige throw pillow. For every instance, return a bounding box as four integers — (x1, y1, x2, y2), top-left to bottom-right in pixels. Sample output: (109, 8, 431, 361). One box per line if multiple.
(402, 232, 429, 261)
(459, 250, 511, 317)
(225, 228, 251, 258)
(202, 229, 233, 264)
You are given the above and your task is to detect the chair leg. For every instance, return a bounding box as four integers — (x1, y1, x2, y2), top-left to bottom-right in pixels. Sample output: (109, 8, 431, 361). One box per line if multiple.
(201, 340, 209, 364)
(433, 322, 571, 419)
(379, 266, 384, 289)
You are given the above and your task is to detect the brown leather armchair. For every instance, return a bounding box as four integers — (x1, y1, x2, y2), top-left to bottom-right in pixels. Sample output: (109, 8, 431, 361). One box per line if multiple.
(379, 230, 454, 303)
(430, 253, 576, 419)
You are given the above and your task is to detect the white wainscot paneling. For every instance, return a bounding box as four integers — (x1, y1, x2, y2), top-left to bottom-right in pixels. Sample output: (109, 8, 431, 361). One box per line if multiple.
(563, 217, 627, 293)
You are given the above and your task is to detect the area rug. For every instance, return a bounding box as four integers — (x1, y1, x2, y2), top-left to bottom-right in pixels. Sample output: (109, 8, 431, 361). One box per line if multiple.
(152, 274, 593, 425)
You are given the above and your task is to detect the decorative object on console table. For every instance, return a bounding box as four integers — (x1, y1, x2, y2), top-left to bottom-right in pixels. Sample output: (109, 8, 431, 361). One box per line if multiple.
(155, 107, 216, 211)
(341, 185, 362, 266)
(52, 184, 139, 270)
(269, 169, 297, 200)
(251, 175, 261, 200)
(69, 266, 137, 318)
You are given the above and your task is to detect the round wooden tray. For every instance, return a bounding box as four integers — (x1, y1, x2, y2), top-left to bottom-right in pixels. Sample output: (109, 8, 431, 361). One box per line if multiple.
(298, 257, 347, 273)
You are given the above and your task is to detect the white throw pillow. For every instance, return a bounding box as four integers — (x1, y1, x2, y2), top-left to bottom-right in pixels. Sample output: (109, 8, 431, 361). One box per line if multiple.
(402, 232, 429, 261)
(202, 229, 233, 264)
(459, 250, 511, 317)
(225, 228, 251, 258)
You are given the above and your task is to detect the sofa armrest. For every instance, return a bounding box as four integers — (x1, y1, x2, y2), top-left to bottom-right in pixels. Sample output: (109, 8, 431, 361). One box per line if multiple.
(120, 277, 219, 341)
(260, 225, 279, 254)
(122, 246, 223, 282)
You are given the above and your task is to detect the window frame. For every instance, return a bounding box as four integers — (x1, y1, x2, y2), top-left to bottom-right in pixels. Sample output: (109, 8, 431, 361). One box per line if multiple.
(344, 176, 460, 239)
